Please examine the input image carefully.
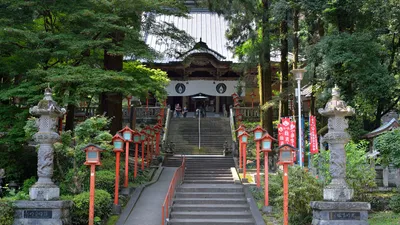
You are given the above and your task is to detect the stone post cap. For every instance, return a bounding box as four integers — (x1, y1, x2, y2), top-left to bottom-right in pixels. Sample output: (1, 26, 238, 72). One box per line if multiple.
(29, 87, 66, 117)
(318, 85, 355, 117)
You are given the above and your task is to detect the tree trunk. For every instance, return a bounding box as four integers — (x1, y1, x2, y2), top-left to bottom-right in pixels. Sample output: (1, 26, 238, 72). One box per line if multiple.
(293, 9, 299, 69)
(65, 104, 75, 131)
(100, 31, 124, 134)
(260, 0, 273, 135)
(280, 17, 289, 118)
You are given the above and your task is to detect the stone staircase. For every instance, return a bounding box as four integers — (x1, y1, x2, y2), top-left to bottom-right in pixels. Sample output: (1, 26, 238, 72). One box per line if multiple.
(167, 156, 256, 225)
(167, 117, 232, 155)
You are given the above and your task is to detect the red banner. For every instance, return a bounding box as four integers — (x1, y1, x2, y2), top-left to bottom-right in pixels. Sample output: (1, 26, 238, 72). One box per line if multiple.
(278, 117, 297, 161)
(309, 115, 319, 154)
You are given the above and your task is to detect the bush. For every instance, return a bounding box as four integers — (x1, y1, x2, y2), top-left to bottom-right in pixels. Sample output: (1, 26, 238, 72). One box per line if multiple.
(389, 194, 400, 213)
(71, 189, 112, 225)
(96, 170, 116, 196)
(366, 192, 395, 212)
(21, 176, 36, 194)
(0, 200, 14, 225)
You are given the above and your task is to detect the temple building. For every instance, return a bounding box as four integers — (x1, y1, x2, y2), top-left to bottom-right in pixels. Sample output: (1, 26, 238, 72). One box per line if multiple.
(142, 2, 285, 114)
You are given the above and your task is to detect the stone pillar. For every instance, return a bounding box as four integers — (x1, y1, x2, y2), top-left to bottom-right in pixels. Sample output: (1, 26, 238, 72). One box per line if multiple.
(311, 86, 370, 225)
(14, 87, 72, 225)
(383, 166, 389, 187)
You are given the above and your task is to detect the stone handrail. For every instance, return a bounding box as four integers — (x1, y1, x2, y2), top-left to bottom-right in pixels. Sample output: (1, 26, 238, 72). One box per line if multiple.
(162, 108, 173, 143)
(230, 107, 237, 142)
(135, 107, 163, 119)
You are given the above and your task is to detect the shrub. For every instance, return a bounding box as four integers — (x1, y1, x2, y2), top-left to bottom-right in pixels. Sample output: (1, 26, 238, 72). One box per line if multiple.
(367, 192, 396, 212)
(71, 189, 112, 225)
(96, 170, 116, 196)
(21, 176, 37, 194)
(268, 166, 323, 225)
(389, 194, 400, 213)
(0, 200, 14, 225)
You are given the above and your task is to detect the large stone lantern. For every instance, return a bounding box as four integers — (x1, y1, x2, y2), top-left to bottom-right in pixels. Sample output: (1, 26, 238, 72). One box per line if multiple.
(318, 85, 355, 201)
(29, 87, 66, 200)
(311, 86, 370, 225)
(14, 87, 71, 225)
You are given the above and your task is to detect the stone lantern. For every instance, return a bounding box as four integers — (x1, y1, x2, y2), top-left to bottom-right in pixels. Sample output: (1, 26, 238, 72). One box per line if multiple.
(14, 87, 71, 225)
(29, 87, 66, 201)
(311, 85, 370, 225)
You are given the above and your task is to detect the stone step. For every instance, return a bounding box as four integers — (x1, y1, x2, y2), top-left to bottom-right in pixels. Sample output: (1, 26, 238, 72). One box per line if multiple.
(184, 177, 233, 181)
(173, 198, 246, 204)
(171, 204, 249, 212)
(168, 218, 255, 225)
(175, 192, 245, 198)
(184, 174, 233, 177)
(184, 180, 234, 184)
(177, 184, 243, 193)
(170, 211, 253, 219)
(185, 170, 232, 174)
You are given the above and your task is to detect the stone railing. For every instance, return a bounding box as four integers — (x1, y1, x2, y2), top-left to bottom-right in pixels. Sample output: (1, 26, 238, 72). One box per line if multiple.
(229, 107, 238, 157)
(232, 106, 260, 121)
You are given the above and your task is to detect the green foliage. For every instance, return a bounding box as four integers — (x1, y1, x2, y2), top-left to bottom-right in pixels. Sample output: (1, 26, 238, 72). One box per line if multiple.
(95, 170, 115, 197)
(70, 189, 111, 225)
(368, 211, 400, 225)
(313, 141, 376, 200)
(374, 128, 400, 168)
(389, 194, 400, 213)
(21, 176, 36, 194)
(0, 200, 14, 225)
(267, 166, 323, 225)
(366, 192, 396, 212)
(54, 116, 113, 195)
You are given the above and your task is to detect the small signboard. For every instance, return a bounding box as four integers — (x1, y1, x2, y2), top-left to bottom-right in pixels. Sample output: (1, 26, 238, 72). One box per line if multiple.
(330, 212, 361, 220)
(24, 210, 52, 219)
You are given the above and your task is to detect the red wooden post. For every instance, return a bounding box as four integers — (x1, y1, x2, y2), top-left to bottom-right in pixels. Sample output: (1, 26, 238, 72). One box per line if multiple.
(140, 131, 146, 170)
(283, 164, 289, 225)
(238, 131, 250, 181)
(250, 92, 256, 108)
(264, 151, 269, 205)
(89, 164, 96, 225)
(134, 143, 138, 178)
(112, 134, 124, 207)
(146, 136, 150, 168)
(124, 141, 129, 187)
(242, 142, 247, 179)
(260, 132, 275, 210)
(256, 141, 260, 187)
(127, 95, 132, 115)
(141, 141, 145, 170)
(239, 138, 242, 169)
(82, 144, 103, 225)
(277, 144, 296, 225)
(119, 126, 134, 188)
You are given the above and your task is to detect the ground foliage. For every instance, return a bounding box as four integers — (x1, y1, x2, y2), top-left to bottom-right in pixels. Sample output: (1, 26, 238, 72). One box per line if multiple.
(374, 128, 400, 168)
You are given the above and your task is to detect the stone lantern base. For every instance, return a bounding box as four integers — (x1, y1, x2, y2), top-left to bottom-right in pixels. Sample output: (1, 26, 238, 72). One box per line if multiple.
(310, 201, 370, 225)
(13, 200, 72, 225)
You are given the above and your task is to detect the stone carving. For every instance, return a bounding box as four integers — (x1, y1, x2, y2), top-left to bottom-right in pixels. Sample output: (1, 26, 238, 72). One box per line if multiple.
(29, 87, 66, 201)
(319, 85, 355, 202)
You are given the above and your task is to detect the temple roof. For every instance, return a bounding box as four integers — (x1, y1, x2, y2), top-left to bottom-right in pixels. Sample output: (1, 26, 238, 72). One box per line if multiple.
(364, 118, 399, 139)
(143, 6, 292, 64)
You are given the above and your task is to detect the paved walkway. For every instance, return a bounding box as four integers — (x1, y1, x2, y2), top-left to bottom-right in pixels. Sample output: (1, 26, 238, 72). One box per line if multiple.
(121, 167, 177, 225)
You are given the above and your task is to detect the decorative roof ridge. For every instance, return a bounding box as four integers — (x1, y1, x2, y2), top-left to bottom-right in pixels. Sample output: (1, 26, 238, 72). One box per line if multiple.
(364, 118, 399, 139)
(177, 38, 226, 60)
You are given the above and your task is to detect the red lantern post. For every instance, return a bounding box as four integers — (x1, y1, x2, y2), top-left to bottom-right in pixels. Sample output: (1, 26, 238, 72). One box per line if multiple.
(140, 131, 146, 170)
(260, 133, 276, 213)
(127, 95, 132, 115)
(235, 125, 247, 169)
(82, 144, 104, 225)
(154, 124, 161, 156)
(119, 126, 134, 188)
(112, 134, 124, 212)
(132, 131, 141, 178)
(238, 131, 250, 182)
(144, 126, 152, 167)
(277, 144, 296, 225)
(250, 92, 256, 108)
(252, 125, 266, 188)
